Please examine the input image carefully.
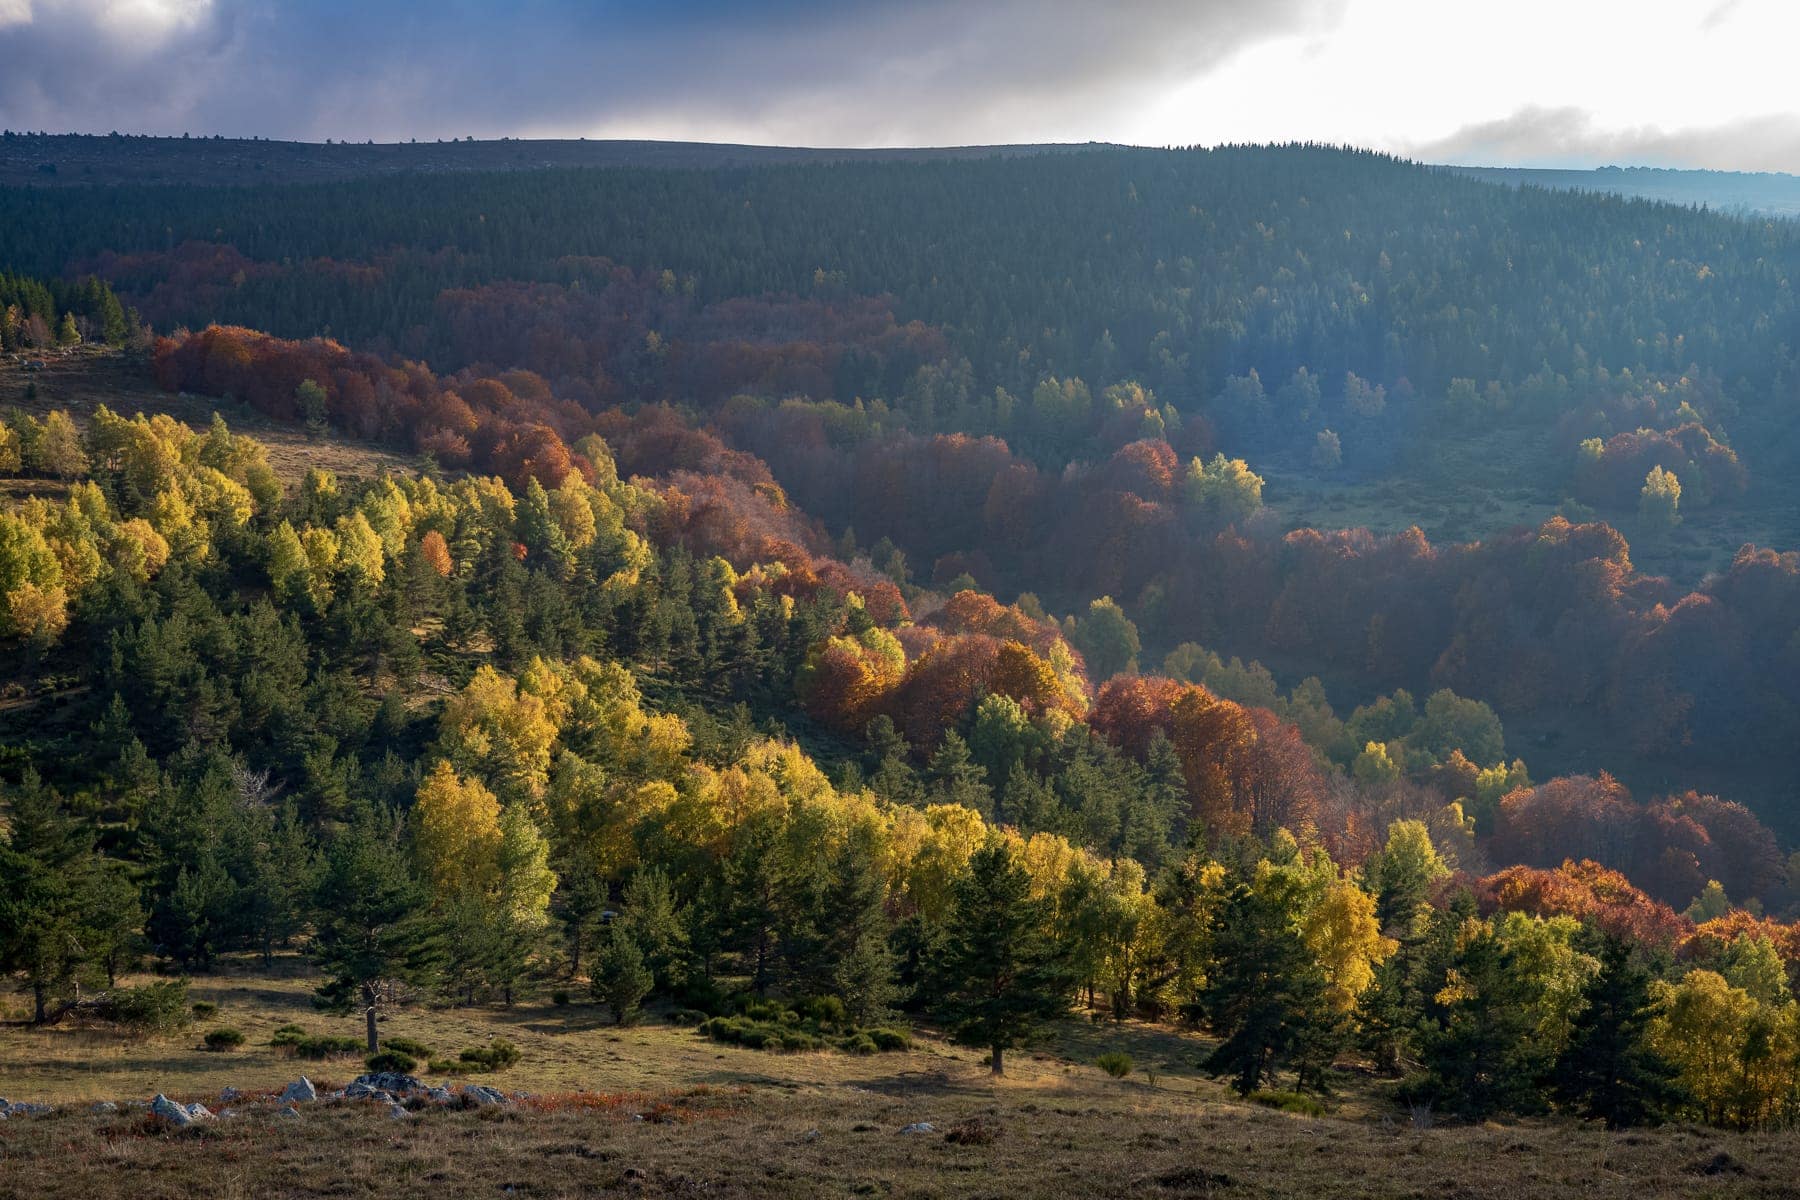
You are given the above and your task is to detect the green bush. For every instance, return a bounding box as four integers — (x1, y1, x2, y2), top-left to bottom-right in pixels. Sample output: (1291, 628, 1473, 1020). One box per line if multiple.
(203, 1027, 246, 1051)
(269, 1024, 307, 1047)
(670, 1008, 708, 1026)
(383, 1037, 433, 1060)
(191, 1001, 219, 1019)
(1249, 1090, 1325, 1117)
(99, 980, 191, 1036)
(779, 1031, 824, 1051)
(1096, 1051, 1133, 1078)
(551, 989, 571, 1007)
(366, 1050, 418, 1074)
(797, 995, 846, 1026)
(868, 1028, 911, 1052)
(457, 1038, 521, 1072)
(840, 1034, 877, 1055)
(291, 1034, 364, 1059)
(426, 1059, 462, 1075)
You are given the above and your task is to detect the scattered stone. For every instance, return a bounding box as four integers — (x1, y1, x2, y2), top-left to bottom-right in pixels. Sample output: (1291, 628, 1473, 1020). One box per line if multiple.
(387, 1103, 411, 1120)
(898, 1121, 936, 1135)
(275, 1105, 301, 1120)
(354, 1072, 424, 1096)
(279, 1078, 317, 1103)
(91, 1101, 119, 1114)
(462, 1084, 510, 1107)
(344, 1082, 394, 1103)
(150, 1094, 212, 1127)
(219, 1087, 244, 1103)
(3, 1100, 52, 1117)
(801, 1128, 820, 1141)
(426, 1086, 454, 1104)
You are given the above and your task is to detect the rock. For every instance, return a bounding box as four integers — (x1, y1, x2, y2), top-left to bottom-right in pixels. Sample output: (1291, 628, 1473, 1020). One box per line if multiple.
(461, 1084, 510, 1107)
(279, 1077, 317, 1103)
(91, 1101, 119, 1114)
(344, 1082, 394, 1103)
(219, 1087, 244, 1103)
(425, 1086, 454, 1104)
(898, 1121, 936, 1135)
(801, 1128, 820, 1142)
(352, 1072, 423, 1096)
(150, 1094, 211, 1127)
(388, 1103, 411, 1120)
(276, 1105, 301, 1120)
(4, 1100, 51, 1117)
(219, 1109, 238, 1119)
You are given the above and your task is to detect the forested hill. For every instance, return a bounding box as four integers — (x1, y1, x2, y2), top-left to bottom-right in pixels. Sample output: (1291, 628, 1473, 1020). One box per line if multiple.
(0, 132, 1104, 188)
(1450, 164, 1800, 218)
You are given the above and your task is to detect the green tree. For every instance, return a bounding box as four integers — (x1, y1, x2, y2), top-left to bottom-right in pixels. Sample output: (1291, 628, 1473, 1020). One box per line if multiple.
(0, 773, 105, 1022)
(311, 803, 441, 1054)
(1199, 871, 1336, 1094)
(1640, 466, 1681, 528)
(593, 925, 652, 1025)
(1551, 936, 1684, 1127)
(934, 842, 1073, 1075)
(1067, 596, 1140, 682)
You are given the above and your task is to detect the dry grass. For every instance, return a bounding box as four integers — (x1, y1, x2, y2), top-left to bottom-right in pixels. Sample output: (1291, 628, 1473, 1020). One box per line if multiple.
(0, 960, 1792, 1198)
(0, 347, 413, 491)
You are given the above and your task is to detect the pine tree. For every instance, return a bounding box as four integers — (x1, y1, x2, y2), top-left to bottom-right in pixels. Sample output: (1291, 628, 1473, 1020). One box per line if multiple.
(311, 802, 440, 1054)
(594, 925, 652, 1025)
(934, 842, 1073, 1075)
(927, 730, 991, 815)
(1199, 873, 1335, 1095)
(1414, 916, 1548, 1120)
(1551, 936, 1685, 1127)
(0, 773, 104, 1022)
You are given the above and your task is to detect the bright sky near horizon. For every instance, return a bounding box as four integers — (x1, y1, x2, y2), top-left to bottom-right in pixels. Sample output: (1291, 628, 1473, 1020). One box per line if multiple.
(3, 0, 1798, 171)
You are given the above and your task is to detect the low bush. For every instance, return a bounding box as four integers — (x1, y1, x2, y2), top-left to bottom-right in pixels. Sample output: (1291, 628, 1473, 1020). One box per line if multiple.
(457, 1038, 521, 1072)
(366, 1050, 418, 1074)
(1250, 1090, 1326, 1117)
(868, 1028, 911, 1051)
(839, 1034, 877, 1055)
(287, 1034, 364, 1059)
(191, 1001, 219, 1019)
(203, 1027, 246, 1051)
(1096, 1051, 1133, 1078)
(97, 980, 191, 1036)
(699, 1009, 909, 1055)
(383, 1037, 433, 1060)
(551, 990, 571, 1007)
(269, 1024, 307, 1047)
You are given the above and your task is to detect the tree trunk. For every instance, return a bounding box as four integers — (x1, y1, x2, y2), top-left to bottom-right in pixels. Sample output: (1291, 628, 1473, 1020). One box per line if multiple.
(363, 981, 380, 1054)
(33, 979, 47, 1025)
(990, 1044, 1004, 1076)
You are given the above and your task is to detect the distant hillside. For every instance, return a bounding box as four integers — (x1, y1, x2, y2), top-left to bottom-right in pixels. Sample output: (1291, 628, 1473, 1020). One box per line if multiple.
(0, 132, 1105, 187)
(1449, 164, 1800, 217)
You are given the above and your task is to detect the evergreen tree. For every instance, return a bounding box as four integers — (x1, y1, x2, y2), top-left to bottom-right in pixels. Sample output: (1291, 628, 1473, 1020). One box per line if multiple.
(1199, 872, 1335, 1095)
(311, 802, 440, 1053)
(1551, 936, 1684, 1127)
(593, 925, 652, 1025)
(1413, 914, 1549, 1120)
(933, 841, 1073, 1075)
(0, 773, 105, 1022)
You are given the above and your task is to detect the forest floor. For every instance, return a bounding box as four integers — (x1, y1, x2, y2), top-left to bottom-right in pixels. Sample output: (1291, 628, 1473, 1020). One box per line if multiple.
(0, 959, 1792, 1198)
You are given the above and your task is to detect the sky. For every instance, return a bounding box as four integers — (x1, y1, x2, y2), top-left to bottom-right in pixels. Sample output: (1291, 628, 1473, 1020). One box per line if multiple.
(3, 0, 1799, 172)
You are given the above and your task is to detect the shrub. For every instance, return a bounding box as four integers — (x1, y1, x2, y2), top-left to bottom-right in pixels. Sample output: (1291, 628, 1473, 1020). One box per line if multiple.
(1096, 1051, 1133, 1078)
(98, 980, 192, 1036)
(945, 1116, 999, 1145)
(458, 1038, 521, 1072)
(292, 1034, 364, 1059)
(868, 1028, 911, 1052)
(366, 1050, 418, 1074)
(203, 1027, 246, 1052)
(426, 1059, 462, 1075)
(779, 1031, 824, 1051)
(840, 1034, 877, 1055)
(191, 1001, 219, 1019)
(1250, 1090, 1325, 1117)
(269, 1024, 307, 1047)
(383, 1037, 433, 1060)
(551, 989, 571, 1007)
(798, 995, 846, 1027)
(669, 1008, 708, 1026)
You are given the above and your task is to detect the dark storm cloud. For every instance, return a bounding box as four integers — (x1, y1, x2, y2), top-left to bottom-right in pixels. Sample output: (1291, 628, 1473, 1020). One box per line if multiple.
(0, 0, 1345, 143)
(1414, 105, 1800, 174)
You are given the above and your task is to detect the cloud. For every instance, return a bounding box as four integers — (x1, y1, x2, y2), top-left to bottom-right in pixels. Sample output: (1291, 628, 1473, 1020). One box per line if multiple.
(1409, 106, 1800, 174)
(0, 0, 1344, 144)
